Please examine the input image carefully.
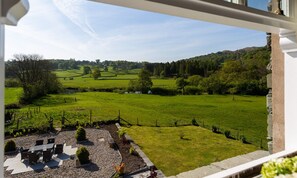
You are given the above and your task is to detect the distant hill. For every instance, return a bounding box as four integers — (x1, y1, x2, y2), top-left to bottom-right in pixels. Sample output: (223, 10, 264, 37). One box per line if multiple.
(184, 46, 266, 63)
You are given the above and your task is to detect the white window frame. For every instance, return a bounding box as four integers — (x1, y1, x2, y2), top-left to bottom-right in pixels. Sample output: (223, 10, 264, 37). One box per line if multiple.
(1, 0, 297, 177)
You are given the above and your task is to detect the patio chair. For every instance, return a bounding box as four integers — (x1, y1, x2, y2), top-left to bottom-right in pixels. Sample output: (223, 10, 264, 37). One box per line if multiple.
(47, 138, 55, 144)
(20, 148, 29, 160)
(54, 144, 63, 154)
(28, 152, 39, 165)
(35, 139, 44, 146)
(43, 149, 53, 162)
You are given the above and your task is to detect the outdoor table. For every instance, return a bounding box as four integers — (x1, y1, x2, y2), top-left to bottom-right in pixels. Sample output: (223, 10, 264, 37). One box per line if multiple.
(29, 143, 55, 152)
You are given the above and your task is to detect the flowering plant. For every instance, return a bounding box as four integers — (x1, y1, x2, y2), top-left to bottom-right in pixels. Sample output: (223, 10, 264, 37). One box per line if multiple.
(261, 156, 297, 178)
(115, 162, 125, 175)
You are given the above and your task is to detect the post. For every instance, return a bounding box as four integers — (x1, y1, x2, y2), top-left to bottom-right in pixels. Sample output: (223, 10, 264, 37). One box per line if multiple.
(0, 24, 5, 176)
(89, 110, 92, 124)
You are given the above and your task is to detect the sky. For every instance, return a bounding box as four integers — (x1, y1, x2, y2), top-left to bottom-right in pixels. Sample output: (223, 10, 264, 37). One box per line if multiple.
(5, 0, 269, 62)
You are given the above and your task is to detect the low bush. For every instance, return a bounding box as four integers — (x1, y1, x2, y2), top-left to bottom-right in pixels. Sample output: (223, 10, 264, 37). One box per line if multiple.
(117, 128, 126, 138)
(212, 125, 219, 133)
(240, 135, 247, 143)
(75, 127, 86, 141)
(129, 146, 137, 155)
(5, 79, 21, 87)
(261, 156, 297, 178)
(5, 140, 16, 152)
(76, 146, 90, 164)
(192, 118, 199, 126)
(150, 87, 177, 96)
(184, 86, 202, 95)
(224, 130, 231, 138)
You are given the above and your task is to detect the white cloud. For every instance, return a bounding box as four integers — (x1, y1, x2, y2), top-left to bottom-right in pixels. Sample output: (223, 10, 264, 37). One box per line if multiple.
(5, 0, 266, 62)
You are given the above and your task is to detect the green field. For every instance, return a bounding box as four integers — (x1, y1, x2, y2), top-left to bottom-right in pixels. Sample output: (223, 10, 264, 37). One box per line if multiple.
(5, 91, 267, 148)
(5, 88, 22, 105)
(127, 126, 257, 176)
(53, 69, 175, 89)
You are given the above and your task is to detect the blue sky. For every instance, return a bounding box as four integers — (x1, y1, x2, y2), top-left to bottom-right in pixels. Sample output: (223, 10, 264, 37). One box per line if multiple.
(5, 0, 268, 62)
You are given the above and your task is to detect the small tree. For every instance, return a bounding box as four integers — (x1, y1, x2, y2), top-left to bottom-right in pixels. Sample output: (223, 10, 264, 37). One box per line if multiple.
(224, 130, 231, 138)
(138, 69, 153, 93)
(92, 67, 101, 79)
(76, 147, 90, 164)
(176, 77, 187, 94)
(5, 140, 16, 152)
(75, 127, 86, 141)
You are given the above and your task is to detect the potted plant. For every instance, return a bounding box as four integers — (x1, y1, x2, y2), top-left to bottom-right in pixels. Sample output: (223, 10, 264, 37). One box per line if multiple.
(261, 156, 297, 178)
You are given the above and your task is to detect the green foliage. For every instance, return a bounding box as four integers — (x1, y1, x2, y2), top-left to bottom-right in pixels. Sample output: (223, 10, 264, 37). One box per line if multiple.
(5, 79, 21, 87)
(150, 87, 177, 96)
(82, 66, 92, 75)
(240, 135, 247, 143)
(212, 125, 219, 133)
(129, 146, 137, 155)
(224, 130, 231, 138)
(184, 86, 202, 95)
(188, 75, 203, 86)
(5, 140, 16, 152)
(191, 118, 198, 126)
(176, 78, 187, 90)
(261, 157, 297, 178)
(75, 127, 86, 141)
(92, 67, 101, 79)
(117, 128, 126, 138)
(6, 54, 62, 104)
(138, 69, 153, 93)
(76, 146, 90, 164)
(127, 69, 153, 93)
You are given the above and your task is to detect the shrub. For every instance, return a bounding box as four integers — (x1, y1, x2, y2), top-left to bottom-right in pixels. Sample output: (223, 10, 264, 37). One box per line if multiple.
(129, 146, 137, 155)
(76, 146, 90, 164)
(261, 156, 297, 178)
(150, 87, 177, 96)
(117, 128, 126, 138)
(5, 79, 21, 87)
(184, 86, 202, 95)
(212, 125, 219, 133)
(75, 127, 86, 141)
(192, 118, 199, 126)
(5, 140, 16, 152)
(240, 135, 247, 143)
(224, 130, 231, 138)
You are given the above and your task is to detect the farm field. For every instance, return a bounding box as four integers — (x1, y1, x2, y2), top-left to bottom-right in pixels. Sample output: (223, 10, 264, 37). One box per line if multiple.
(5, 88, 22, 105)
(5, 91, 267, 148)
(126, 126, 258, 176)
(54, 69, 176, 89)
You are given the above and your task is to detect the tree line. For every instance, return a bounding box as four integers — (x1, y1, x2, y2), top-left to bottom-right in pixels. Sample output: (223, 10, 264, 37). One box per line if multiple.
(146, 47, 270, 95)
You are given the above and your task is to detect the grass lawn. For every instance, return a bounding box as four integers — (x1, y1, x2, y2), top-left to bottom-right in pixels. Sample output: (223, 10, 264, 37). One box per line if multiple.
(5, 88, 22, 105)
(5, 92, 266, 149)
(126, 126, 258, 176)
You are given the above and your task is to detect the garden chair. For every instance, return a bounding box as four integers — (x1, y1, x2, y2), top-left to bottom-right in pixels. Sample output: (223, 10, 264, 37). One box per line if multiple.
(54, 144, 63, 154)
(35, 139, 44, 146)
(43, 149, 53, 162)
(47, 138, 55, 144)
(28, 152, 39, 165)
(20, 148, 29, 160)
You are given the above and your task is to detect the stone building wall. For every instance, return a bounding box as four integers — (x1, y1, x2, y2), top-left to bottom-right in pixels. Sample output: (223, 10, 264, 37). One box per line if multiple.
(271, 0, 285, 153)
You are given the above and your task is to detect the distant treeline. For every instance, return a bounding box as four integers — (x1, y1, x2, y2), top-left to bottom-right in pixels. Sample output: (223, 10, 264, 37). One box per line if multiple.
(5, 46, 270, 95)
(144, 47, 270, 95)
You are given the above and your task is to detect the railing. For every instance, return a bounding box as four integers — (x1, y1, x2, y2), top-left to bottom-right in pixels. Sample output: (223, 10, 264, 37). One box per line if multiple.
(205, 149, 297, 178)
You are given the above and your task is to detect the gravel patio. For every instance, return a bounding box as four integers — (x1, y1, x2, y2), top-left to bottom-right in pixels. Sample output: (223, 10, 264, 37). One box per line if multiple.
(4, 128, 122, 178)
